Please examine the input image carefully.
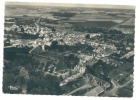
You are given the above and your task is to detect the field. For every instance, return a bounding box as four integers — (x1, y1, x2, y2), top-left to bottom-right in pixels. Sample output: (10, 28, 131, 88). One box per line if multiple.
(114, 18, 135, 34)
(118, 25, 134, 28)
(118, 18, 135, 28)
(70, 13, 114, 20)
(121, 18, 135, 26)
(109, 62, 133, 85)
(68, 21, 118, 28)
(62, 13, 131, 29)
(124, 80, 133, 90)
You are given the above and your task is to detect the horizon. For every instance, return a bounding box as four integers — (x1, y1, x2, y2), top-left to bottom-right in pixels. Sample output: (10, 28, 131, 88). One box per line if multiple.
(5, 2, 135, 10)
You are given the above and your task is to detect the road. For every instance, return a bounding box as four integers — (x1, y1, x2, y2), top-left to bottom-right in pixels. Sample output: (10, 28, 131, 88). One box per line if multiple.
(110, 17, 134, 30)
(84, 85, 104, 96)
(64, 84, 92, 95)
(4, 45, 16, 48)
(101, 78, 133, 97)
(120, 78, 133, 88)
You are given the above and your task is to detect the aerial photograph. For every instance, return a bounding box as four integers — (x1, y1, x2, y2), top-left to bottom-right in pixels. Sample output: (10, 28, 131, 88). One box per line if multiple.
(3, 2, 135, 97)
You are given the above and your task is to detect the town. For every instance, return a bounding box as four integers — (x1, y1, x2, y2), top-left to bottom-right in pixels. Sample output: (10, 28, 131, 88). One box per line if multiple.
(3, 2, 134, 97)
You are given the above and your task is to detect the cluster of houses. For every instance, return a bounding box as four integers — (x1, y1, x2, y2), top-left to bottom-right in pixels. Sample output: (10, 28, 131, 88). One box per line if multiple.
(56, 60, 86, 86)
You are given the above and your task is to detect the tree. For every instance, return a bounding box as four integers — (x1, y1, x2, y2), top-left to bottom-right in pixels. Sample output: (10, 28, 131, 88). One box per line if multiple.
(29, 87, 50, 95)
(51, 41, 58, 49)
(3, 73, 15, 91)
(45, 74, 61, 95)
(21, 27, 24, 33)
(85, 34, 90, 39)
(64, 54, 79, 69)
(117, 87, 133, 97)
(14, 28, 17, 32)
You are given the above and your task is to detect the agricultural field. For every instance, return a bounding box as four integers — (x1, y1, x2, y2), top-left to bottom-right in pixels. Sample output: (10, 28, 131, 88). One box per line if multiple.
(70, 13, 114, 20)
(115, 18, 135, 34)
(61, 13, 133, 29)
(121, 18, 135, 26)
(69, 21, 118, 28)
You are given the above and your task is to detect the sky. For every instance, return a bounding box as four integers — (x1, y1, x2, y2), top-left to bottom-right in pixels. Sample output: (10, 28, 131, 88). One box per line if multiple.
(5, 2, 135, 9)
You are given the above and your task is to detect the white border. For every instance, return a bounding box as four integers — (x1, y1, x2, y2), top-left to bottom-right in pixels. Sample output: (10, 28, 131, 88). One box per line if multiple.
(0, 0, 139, 100)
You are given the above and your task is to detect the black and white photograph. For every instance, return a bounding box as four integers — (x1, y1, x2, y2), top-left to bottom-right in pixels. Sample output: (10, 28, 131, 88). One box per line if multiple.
(3, 1, 135, 97)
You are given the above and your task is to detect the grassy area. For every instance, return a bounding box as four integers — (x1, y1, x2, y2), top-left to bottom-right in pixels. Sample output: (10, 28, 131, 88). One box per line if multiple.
(109, 62, 133, 85)
(124, 80, 133, 90)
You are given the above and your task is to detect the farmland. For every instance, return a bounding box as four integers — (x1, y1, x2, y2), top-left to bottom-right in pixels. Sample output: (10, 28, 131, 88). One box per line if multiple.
(69, 21, 118, 28)
(115, 18, 135, 34)
(59, 12, 134, 29)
